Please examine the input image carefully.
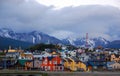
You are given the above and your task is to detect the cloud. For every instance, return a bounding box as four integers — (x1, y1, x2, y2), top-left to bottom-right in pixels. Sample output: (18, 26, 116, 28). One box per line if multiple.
(0, 0, 120, 41)
(36, 0, 120, 9)
(50, 30, 76, 40)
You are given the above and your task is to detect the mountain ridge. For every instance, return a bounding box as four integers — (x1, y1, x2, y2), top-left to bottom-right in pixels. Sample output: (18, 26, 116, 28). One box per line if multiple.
(62, 37, 110, 48)
(0, 28, 62, 44)
(0, 28, 120, 48)
(0, 36, 33, 50)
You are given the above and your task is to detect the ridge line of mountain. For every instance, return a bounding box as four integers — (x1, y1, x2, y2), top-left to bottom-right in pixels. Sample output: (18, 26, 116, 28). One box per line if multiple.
(0, 28, 120, 48)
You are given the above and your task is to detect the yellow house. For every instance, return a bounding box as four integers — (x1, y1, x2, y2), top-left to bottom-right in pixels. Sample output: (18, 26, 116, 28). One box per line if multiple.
(8, 49, 17, 52)
(63, 58, 72, 71)
(7, 46, 23, 53)
(63, 57, 87, 71)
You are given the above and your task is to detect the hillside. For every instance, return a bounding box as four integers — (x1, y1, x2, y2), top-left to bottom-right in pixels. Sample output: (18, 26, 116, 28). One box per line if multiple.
(106, 40, 120, 49)
(0, 36, 33, 50)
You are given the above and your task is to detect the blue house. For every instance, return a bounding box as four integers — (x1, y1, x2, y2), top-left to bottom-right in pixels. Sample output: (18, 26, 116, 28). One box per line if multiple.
(107, 61, 115, 70)
(86, 53, 107, 70)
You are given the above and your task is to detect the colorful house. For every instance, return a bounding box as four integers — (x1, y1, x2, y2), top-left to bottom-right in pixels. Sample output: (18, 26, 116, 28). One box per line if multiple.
(63, 58, 72, 71)
(111, 54, 120, 62)
(3, 48, 19, 67)
(107, 61, 120, 70)
(110, 62, 120, 70)
(18, 52, 33, 66)
(41, 56, 64, 71)
(87, 53, 107, 70)
(63, 57, 87, 71)
(25, 59, 42, 69)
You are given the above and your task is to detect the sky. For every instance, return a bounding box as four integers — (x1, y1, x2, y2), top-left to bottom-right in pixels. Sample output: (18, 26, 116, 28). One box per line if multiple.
(0, 0, 120, 41)
(36, 0, 120, 9)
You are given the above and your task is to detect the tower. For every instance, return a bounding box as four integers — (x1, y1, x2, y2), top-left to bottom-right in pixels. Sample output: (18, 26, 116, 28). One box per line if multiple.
(86, 33, 88, 48)
(9, 46, 11, 50)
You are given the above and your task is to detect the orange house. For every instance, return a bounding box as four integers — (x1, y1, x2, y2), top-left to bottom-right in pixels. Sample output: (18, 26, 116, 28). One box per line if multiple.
(41, 56, 64, 71)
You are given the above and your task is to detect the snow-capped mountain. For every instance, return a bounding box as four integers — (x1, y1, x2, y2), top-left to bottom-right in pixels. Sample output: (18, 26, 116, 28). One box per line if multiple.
(62, 37, 77, 45)
(0, 28, 117, 48)
(0, 28, 62, 44)
(0, 28, 15, 38)
(62, 37, 110, 48)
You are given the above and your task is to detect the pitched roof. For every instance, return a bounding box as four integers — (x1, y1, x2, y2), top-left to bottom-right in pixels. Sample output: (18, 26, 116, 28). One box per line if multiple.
(114, 54, 119, 58)
(66, 58, 72, 62)
(71, 57, 80, 62)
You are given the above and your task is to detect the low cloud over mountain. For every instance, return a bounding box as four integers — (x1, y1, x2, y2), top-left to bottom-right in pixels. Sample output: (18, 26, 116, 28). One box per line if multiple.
(1, 28, 119, 49)
(0, 0, 120, 41)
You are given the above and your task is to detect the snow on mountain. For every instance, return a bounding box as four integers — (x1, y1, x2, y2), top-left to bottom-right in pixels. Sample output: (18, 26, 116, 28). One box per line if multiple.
(32, 36, 36, 44)
(64, 37, 77, 45)
(0, 28, 15, 38)
(0, 28, 111, 48)
(92, 37, 110, 47)
(62, 37, 109, 48)
(0, 28, 62, 44)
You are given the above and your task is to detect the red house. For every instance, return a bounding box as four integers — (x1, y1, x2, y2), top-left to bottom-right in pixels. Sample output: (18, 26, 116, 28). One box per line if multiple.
(41, 56, 64, 71)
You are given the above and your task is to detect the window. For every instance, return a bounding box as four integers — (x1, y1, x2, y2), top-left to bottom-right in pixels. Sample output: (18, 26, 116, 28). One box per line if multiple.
(53, 61, 57, 64)
(68, 61, 71, 64)
(21, 57, 24, 59)
(57, 67, 59, 70)
(60, 66, 62, 70)
(45, 59, 47, 61)
(45, 66, 47, 71)
(44, 61, 47, 64)
(41, 66, 43, 69)
(48, 66, 50, 70)
(49, 61, 52, 64)
(60, 61, 62, 64)
(60, 66, 63, 70)
(53, 66, 55, 70)
(76, 61, 79, 64)
(54, 66, 57, 71)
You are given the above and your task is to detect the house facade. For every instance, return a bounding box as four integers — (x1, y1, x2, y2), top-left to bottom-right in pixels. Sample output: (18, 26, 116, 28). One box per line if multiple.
(63, 57, 87, 71)
(107, 61, 120, 70)
(41, 56, 64, 71)
(111, 54, 120, 62)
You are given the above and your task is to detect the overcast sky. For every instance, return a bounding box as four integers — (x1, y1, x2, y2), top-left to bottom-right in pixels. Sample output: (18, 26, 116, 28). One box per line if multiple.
(0, 0, 120, 41)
